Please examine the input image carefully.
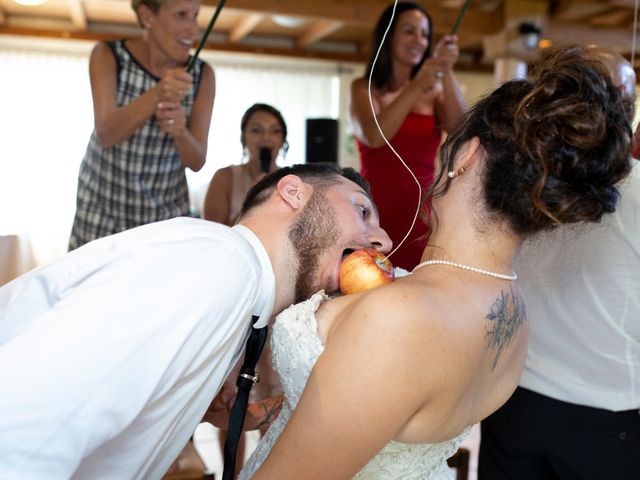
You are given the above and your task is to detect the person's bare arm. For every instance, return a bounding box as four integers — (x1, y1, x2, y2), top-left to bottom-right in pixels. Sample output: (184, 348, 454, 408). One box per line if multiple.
(203, 167, 233, 225)
(202, 382, 284, 432)
(350, 78, 418, 148)
(432, 35, 467, 132)
(156, 63, 215, 172)
(90, 41, 161, 147)
(350, 57, 449, 148)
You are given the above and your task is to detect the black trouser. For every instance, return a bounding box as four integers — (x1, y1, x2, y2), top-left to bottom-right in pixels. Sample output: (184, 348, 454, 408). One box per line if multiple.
(478, 387, 640, 480)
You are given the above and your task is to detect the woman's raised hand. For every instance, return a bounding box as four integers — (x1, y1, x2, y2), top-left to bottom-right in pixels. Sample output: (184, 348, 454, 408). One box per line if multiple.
(414, 57, 450, 92)
(158, 67, 193, 103)
(432, 34, 460, 70)
(156, 100, 187, 137)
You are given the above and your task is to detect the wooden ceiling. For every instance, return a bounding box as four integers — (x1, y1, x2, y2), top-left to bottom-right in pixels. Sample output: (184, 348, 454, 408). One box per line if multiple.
(1, 0, 640, 70)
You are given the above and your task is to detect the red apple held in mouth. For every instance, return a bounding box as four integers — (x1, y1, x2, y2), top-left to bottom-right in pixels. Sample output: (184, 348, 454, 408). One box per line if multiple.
(339, 248, 395, 295)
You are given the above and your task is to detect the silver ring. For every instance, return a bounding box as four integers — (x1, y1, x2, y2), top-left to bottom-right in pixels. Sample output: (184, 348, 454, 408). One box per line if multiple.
(435, 71, 445, 80)
(168, 119, 175, 125)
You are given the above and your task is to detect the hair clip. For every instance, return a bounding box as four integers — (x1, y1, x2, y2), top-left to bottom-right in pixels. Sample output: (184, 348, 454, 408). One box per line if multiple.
(447, 166, 465, 179)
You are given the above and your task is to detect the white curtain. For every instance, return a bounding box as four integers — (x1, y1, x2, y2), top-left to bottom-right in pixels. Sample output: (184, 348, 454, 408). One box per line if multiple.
(0, 45, 94, 266)
(0, 37, 338, 268)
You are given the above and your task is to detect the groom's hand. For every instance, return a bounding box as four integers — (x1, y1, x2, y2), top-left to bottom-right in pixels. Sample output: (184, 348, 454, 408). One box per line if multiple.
(202, 381, 236, 429)
(202, 385, 284, 431)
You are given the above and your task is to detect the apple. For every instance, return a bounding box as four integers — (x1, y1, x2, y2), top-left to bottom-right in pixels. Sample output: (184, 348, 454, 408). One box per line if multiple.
(339, 248, 395, 295)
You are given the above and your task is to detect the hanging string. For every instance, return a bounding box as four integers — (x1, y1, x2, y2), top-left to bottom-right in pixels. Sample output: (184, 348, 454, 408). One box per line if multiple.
(367, 0, 422, 262)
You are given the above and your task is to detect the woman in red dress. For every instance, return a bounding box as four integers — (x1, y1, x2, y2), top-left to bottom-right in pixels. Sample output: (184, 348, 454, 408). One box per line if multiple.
(350, 1, 467, 270)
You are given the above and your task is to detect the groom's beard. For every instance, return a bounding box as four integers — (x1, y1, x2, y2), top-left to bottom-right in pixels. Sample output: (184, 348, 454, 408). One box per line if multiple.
(288, 189, 341, 303)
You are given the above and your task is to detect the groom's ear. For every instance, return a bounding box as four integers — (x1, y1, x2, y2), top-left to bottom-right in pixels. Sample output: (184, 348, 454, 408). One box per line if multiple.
(276, 174, 308, 211)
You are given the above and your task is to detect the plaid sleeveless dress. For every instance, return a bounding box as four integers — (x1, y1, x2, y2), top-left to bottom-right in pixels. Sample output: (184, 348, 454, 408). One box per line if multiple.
(69, 40, 205, 250)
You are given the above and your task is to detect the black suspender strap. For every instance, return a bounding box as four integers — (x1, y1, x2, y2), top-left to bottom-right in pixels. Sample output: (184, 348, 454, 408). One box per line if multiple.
(222, 315, 268, 480)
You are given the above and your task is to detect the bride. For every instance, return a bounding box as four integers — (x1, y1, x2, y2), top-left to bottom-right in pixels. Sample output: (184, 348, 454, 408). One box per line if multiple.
(233, 47, 632, 479)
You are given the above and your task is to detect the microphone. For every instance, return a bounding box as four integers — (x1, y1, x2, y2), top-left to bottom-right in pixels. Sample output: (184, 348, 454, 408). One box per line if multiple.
(259, 147, 271, 173)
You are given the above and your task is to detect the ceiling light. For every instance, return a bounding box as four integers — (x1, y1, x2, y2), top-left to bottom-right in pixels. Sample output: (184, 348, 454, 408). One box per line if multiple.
(271, 15, 305, 28)
(538, 38, 552, 49)
(518, 22, 542, 51)
(13, 0, 48, 5)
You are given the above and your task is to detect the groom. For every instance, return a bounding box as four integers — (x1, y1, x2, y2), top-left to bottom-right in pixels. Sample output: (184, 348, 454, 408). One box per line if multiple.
(0, 163, 391, 479)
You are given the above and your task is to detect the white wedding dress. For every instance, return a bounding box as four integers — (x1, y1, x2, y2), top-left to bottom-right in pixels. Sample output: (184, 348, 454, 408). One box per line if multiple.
(239, 291, 470, 480)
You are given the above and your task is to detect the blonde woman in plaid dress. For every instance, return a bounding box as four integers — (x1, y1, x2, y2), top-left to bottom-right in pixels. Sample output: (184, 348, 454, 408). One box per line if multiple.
(69, 0, 215, 250)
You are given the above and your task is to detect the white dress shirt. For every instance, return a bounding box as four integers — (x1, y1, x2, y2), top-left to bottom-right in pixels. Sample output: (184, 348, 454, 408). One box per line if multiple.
(0, 217, 275, 479)
(516, 163, 640, 411)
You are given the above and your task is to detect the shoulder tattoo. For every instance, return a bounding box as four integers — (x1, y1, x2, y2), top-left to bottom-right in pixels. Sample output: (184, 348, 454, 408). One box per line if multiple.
(485, 286, 527, 370)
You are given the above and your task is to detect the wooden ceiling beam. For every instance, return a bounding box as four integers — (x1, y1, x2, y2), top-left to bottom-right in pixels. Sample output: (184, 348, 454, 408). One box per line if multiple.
(589, 8, 632, 27)
(297, 20, 343, 48)
(229, 12, 264, 43)
(211, 0, 388, 25)
(545, 22, 634, 54)
(67, 0, 87, 30)
(609, 0, 638, 7)
(551, 1, 610, 22)
(0, 25, 366, 62)
(423, 3, 504, 37)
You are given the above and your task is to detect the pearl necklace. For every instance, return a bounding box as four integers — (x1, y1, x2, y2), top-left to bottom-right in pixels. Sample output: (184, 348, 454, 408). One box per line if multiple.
(413, 259, 517, 281)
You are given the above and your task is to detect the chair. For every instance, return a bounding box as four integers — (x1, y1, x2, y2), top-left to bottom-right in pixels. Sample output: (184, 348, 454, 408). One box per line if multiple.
(447, 447, 470, 480)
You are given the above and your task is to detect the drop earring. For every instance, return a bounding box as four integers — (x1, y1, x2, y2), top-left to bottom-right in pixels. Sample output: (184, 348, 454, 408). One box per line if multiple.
(447, 166, 465, 179)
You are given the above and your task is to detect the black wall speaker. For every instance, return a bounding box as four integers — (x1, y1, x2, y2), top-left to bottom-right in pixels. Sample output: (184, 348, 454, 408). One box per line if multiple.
(306, 118, 339, 164)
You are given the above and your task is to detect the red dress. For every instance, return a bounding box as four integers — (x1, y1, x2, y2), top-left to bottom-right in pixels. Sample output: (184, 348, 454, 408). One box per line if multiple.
(633, 126, 640, 159)
(357, 112, 442, 270)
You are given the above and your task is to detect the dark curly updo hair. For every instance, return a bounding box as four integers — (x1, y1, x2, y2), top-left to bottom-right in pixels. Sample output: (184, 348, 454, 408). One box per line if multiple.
(430, 47, 633, 236)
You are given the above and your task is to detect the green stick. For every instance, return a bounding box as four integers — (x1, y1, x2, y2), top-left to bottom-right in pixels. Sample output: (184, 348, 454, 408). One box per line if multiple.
(187, 0, 228, 71)
(451, 0, 473, 35)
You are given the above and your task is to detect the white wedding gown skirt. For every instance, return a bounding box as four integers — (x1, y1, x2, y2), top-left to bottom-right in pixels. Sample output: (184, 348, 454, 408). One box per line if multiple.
(239, 292, 469, 479)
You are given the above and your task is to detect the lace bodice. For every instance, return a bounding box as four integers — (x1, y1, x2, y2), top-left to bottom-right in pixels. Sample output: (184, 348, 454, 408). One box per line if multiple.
(239, 292, 470, 479)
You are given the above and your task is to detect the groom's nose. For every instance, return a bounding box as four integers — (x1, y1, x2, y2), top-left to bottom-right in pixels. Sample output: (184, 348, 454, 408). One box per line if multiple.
(369, 226, 392, 254)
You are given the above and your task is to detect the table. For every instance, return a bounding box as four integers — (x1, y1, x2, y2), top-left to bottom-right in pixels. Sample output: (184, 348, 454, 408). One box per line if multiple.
(0, 235, 36, 286)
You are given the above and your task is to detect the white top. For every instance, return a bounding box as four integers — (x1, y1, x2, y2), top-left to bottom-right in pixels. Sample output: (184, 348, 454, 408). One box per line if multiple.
(515, 163, 640, 411)
(0, 217, 275, 479)
(239, 291, 469, 480)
